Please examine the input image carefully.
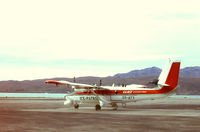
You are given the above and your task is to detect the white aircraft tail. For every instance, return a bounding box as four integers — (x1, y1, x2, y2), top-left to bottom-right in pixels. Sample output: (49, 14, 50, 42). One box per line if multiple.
(158, 59, 181, 89)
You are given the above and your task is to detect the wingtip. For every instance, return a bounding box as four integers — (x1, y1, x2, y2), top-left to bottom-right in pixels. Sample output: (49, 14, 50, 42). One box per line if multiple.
(45, 80, 56, 84)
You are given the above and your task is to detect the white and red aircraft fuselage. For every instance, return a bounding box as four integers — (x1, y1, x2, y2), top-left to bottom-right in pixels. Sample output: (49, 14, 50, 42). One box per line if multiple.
(45, 59, 181, 110)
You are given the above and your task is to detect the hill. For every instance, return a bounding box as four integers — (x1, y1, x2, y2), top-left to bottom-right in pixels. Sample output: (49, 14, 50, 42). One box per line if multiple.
(113, 66, 200, 78)
(0, 66, 200, 94)
(114, 67, 161, 78)
(0, 76, 199, 95)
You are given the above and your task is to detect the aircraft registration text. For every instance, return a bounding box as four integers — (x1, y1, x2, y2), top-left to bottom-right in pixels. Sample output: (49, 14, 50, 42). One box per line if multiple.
(122, 96, 134, 100)
(80, 96, 97, 100)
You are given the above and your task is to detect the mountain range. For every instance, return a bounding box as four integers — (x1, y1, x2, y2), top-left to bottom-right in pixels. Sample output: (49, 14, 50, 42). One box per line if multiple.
(0, 66, 200, 95)
(114, 66, 200, 78)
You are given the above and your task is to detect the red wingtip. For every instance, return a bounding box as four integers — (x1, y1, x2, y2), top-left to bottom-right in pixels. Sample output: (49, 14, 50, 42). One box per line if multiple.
(45, 80, 58, 84)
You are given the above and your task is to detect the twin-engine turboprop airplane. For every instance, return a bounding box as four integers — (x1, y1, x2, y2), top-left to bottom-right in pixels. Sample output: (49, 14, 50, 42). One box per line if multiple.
(45, 59, 181, 110)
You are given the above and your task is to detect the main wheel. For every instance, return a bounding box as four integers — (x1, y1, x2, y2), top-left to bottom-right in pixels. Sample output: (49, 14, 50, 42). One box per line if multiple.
(112, 103, 118, 110)
(74, 104, 79, 109)
(95, 104, 101, 111)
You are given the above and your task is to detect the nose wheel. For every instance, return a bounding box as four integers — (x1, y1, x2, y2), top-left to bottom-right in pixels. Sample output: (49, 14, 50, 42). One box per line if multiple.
(95, 104, 101, 111)
(74, 104, 79, 109)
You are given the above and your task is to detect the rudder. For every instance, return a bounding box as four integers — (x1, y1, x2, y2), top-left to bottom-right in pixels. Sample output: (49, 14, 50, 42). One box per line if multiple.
(158, 59, 181, 89)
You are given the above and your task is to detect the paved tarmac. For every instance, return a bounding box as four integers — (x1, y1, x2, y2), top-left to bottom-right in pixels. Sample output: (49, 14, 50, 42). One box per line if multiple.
(0, 97, 200, 132)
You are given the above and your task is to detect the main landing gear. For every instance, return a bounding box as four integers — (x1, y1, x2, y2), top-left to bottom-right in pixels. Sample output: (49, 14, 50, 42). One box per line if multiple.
(112, 103, 118, 110)
(74, 104, 79, 109)
(95, 104, 101, 111)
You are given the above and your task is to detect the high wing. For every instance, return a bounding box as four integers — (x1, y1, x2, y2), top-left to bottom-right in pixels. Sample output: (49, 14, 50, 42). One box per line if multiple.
(45, 80, 111, 105)
(45, 80, 108, 90)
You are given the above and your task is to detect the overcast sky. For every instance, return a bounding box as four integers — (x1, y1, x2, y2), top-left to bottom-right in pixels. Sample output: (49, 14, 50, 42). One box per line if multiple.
(0, 0, 200, 80)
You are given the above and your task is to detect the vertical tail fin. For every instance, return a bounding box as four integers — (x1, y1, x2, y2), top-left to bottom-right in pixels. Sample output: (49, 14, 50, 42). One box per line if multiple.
(158, 59, 181, 89)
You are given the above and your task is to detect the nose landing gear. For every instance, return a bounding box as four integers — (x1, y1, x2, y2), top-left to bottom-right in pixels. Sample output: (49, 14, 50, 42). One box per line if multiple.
(74, 104, 79, 109)
(95, 104, 101, 111)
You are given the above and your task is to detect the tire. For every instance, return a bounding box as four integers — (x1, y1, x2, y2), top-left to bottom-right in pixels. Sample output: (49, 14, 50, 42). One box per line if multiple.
(95, 104, 101, 111)
(74, 104, 79, 109)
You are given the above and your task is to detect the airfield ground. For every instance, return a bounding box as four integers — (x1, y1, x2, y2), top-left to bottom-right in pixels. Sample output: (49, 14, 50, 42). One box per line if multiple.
(0, 97, 200, 132)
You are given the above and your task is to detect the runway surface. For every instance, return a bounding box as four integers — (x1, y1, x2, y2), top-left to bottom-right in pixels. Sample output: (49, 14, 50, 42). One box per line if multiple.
(0, 97, 200, 132)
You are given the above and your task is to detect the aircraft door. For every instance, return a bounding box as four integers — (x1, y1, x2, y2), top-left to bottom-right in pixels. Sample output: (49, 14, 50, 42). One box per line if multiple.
(111, 90, 122, 101)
